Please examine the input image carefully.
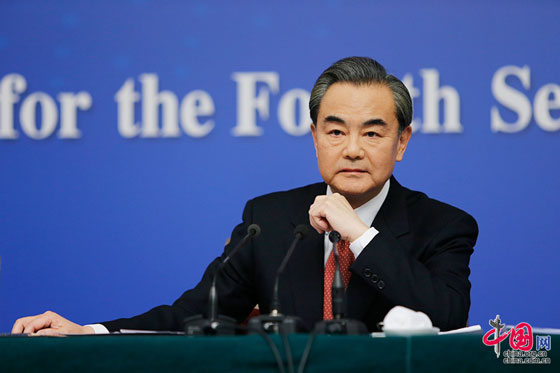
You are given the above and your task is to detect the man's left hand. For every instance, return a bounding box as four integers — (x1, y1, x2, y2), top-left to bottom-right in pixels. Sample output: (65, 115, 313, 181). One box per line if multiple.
(308, 193, 369, 242)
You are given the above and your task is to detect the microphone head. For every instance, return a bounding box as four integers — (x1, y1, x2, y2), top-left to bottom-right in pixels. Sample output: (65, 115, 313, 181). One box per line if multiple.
(294, 224, 308, 237)
(247, 223, 261, 237)
(328, 230, 341, 243)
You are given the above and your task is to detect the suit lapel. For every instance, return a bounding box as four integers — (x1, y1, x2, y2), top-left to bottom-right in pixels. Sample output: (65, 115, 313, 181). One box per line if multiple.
(372, 176, 410, 238)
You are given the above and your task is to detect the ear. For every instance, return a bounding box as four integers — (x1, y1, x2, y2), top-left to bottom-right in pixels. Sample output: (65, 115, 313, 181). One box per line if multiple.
(310, 123, 318, 158)
(396, 126, 412, 162)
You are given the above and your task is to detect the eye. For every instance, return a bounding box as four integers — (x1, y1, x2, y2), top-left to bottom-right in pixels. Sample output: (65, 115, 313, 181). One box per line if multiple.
(329, 129, 343, 136)
(366, 131, 378, 138)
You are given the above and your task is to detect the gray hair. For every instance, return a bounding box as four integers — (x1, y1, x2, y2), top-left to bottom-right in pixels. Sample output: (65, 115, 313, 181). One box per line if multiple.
(309, 57, 412, 132)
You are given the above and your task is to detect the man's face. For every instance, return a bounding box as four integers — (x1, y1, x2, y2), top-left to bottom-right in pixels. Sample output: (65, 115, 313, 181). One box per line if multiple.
(311, 82, 412, 207)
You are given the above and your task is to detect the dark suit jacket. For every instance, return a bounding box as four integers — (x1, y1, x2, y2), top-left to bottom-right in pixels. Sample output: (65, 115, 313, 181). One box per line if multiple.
(102, 177, 478, 332)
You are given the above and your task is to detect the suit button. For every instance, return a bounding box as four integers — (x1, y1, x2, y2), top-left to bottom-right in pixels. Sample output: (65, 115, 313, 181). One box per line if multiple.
(377, 280, 385, 290)
(363, 268, 372, 278)
(371, 274, 379, 284)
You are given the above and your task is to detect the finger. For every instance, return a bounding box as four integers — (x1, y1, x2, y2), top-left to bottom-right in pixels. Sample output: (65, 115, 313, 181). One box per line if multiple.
(308, 210, 324, 233)
(308, 213, 322, 234)
(23, 314, 55, 334)
(11, 316, 34, 334)
(329, 193, 352, 211)
(313, 195, 327, 204)
(316, 217, 332, 232)
(310, 200, 335, 226)
(34, 328, 65, 337)
(309, 195, 328, 210)
(309, 219, 324, 234)
(309, 213, 331, 233)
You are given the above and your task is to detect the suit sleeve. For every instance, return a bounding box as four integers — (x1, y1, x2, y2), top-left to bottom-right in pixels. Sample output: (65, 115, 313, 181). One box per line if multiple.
(100, 201, 258, 332)
(352, 211, 478, 331)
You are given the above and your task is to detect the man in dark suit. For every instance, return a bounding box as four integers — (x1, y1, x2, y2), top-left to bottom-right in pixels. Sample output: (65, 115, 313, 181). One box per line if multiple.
(12, 57, 478, 335)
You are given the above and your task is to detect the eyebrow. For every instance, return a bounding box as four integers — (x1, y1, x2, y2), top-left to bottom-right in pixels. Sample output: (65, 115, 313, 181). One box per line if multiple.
(324, 115, 388, 127)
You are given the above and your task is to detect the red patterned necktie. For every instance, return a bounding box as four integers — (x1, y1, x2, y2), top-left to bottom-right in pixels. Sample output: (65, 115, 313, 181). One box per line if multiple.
(323, 239, 354, 320)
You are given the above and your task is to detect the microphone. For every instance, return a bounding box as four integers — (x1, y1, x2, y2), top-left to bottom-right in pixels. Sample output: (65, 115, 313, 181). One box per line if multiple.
(184, 223, 261, 335)
(249, 224, 308, 334)
(208, 223, 261, 321)
(328, 231, 345, 319)
(270, 224, 308, 315)
(312, 230, 368, 335)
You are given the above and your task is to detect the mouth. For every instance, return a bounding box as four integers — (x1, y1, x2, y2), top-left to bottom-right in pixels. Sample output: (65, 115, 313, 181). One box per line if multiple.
(338, 168, 367, 174)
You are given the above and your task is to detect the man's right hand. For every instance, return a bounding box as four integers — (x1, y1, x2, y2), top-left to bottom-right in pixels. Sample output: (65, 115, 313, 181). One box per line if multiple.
(308, 193, 370, 242)
(11, 311, 93, 335)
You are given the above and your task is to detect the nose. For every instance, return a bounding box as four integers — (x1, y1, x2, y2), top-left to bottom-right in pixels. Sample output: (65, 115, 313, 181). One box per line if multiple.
(343, 133, 364, 159)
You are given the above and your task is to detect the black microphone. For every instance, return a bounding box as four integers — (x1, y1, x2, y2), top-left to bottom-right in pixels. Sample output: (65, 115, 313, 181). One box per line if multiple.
(312, 230, 368, 335)
(249, 224, 307, 334)
(184, 223, 261, 335)
(328, 231, 345, 319)
(208, 223, 261, 321)
(270, 224, 308, 315)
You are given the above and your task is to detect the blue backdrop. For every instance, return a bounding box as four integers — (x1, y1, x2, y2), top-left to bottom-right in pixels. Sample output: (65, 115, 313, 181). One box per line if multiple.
(1, 0, 559, 332)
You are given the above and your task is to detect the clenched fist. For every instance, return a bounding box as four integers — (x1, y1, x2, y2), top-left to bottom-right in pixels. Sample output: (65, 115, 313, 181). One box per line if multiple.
(308, 193, 369, 242)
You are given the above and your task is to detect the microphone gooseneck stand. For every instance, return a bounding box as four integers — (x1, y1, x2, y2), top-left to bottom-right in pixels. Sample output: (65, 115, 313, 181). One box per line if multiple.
(248, 224, 309, 373)
(248, 224, 308, 335)
(297, 231, 371, 373)
(312, 230, 368, 335)
(297, 231, 369, 372)
(183, 224, 261, 336)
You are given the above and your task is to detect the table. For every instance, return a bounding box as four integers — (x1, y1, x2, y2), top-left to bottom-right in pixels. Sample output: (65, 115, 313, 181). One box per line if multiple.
(1, 333, 556, 372)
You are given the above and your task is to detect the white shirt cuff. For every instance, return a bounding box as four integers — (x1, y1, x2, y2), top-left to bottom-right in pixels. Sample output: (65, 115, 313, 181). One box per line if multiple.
(84, 323, 110, 334)
(349, 227, 379, 258)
